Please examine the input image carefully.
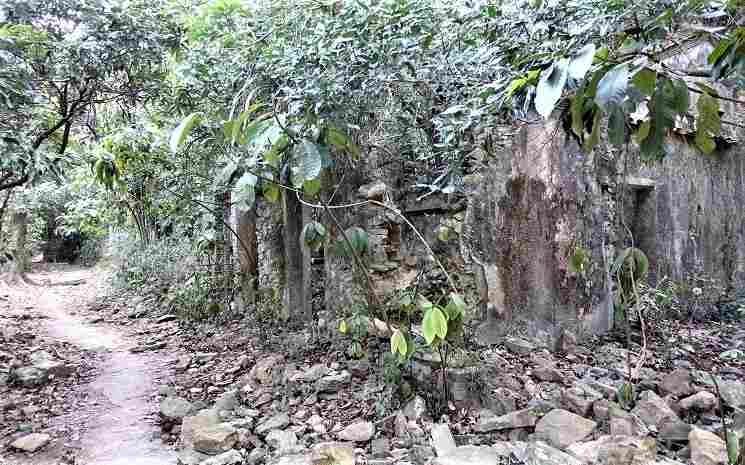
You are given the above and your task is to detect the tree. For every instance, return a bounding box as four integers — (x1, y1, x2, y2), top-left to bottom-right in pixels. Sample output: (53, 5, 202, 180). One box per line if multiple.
(0, 0, 177, 192)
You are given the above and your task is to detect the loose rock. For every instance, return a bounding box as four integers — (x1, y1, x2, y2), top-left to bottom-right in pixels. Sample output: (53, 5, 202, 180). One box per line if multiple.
(533, 409, 597, 449)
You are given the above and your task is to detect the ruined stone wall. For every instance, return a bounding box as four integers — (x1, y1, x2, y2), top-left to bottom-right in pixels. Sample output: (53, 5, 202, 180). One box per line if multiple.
(631, 139, 745, 290)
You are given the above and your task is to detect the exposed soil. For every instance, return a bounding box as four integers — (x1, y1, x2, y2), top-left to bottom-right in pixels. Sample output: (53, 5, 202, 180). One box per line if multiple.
(1, 265, 175, 465)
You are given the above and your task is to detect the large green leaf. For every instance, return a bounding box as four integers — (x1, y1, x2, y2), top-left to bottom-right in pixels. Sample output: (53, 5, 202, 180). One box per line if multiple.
(391, 329, 407, 357)
(570, 86, 586, 138)
(694, 92, 721, 155)
(302, 221, 327, 252)
(631, 67, 657, 96)
(568, 44, 596, 80)
(170, 112, 202, 153)
(639, 77, 680, 161)
(291, 139, 323, 188)
(232, 172, 257, 210)
(595, 64, 628, 111)
(422, 307, 447, 345)
(535, 58, 569, 119)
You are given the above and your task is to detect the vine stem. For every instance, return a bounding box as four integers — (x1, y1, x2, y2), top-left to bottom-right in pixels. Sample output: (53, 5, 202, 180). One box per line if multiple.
(295, 194, 458, 295)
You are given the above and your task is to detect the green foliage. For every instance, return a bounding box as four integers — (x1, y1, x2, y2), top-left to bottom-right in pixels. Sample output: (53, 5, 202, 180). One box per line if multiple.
(709, 27, 745, 80)
(695, 91, 721, 155)
(595, 64, 629, 112)
(535, 59, 569, 119)
(170, 113, 202, 153)
(302, 221, 327, 253)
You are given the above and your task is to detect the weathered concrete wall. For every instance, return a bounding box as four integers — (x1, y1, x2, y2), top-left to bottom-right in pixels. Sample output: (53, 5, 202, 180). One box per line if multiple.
(632, 139, 745, 289)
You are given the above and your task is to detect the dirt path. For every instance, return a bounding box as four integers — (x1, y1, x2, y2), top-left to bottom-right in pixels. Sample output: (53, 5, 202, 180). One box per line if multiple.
(2, 266, 175, 465)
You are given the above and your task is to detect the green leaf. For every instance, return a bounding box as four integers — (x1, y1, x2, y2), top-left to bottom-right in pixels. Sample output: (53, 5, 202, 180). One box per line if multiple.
(391, 329, 407, 356)
(264, 183, 280, 203)
(345, 226, 368, 255)
(568, 246, 590, 274)
(338, 319, 349, 334)
(303, 178, 322, 196)
(608, 105, 627, 147)
(695, 92, 721, 155)
(631, 68, 657, 96)
(634, 120, 651, 144)
(535, 58, 569, 119)
(568, 44, 596, 80)
(264, 134, 289, 168)
(570, 87, 586, 138)
(325, 127, 360, 159)
(595, 64, 629, 111)
(417, 295, 434, 311)
(170, 112, 201, 153)
(302, 221, 327, 252)
(232, 172, 257, 210)
(422, 307, 447, 345)
(445, 293, 467, 320)
(243, 117, 273, 147)
(291, 139, 323, 188)
(726, 431, 739, 465)
(583, 108, 602, 152)
(671, 79, 690, 114)
(639, 77, 682, 161)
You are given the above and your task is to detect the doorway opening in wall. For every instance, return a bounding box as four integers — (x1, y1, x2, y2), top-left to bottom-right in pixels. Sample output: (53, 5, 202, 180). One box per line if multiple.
(624, 178, 657, 282)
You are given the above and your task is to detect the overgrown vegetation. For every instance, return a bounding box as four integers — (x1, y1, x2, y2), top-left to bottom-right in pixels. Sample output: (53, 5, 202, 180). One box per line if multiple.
(1, 0, 744, 417)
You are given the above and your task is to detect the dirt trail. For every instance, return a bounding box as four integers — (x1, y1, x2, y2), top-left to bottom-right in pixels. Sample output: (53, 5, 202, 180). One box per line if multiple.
(3, 267, 175, 465)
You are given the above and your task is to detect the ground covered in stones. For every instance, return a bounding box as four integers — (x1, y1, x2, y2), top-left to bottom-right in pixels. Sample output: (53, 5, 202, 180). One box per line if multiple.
(1, 264, 745, 465)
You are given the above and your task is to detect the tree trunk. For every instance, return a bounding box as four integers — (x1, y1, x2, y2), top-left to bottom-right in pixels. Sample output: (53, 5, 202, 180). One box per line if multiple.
(282, 189, 309, 322)
(10, 211, 29, 280)
(237, 205, 258, 308)
(0, 189, 11, 245)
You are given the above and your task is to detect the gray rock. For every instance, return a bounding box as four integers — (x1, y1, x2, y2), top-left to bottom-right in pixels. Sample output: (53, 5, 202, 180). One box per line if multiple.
(609, 407, 649, 437)
(533, 409, 597, 449)
(176, 448, 210, 465)
(430, 423, 456, 457)
(403, 395, 427, 421)
(679, 391, 717, 412)
(632, 390, 680, 429)
(10, 433, 50, 452)
(256, 413, 290, 436)
(270, 455, 312, 465)
(337, 420, 375, 442)
(160, 396, 193, 422)
(515, 441, 583, 465)
(201, 449, 244, 465)
(433, 445, 505, 465)
(505, 337, 535, 355)
(472, 407, 541, 432)
(265, 429, 299, 455)
(246, 447, 267, 465)
(533, 365, 564, 383)
(660, 369, 695, 398)
(718, 380, 745, 409)
(214, 390, 239, 412)
(689, 427, 727, 465)
(659, 419, 692, 443)
(567, 435, 656, 464)
(371, 437, 390, 458)
(192, 423, 238, 455)
(181, 409, 221, 448)
(317, 371, 351, 393)
(561, 383, 603, 416)
(248, 354, 285, 386)
(311, 442, 355, 465)
(292, 364, 328, 383)
(484, 387, 519, 414)
(12, 366, 47, 387)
